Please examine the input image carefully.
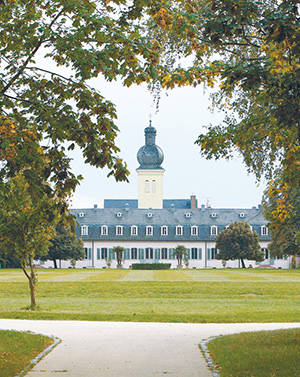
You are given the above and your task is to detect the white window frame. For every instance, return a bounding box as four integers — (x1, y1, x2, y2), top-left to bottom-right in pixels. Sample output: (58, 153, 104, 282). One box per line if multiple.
(161, 225, 168, 236)
(176, 225, 183, 236)
(131, 225, 138, 236)
(146, 225, 153, 236)
(101, 225, 108, 236)
(210, 225, 218, 236)
(191, 225, 198, 236)
(261, 225, 268, 236)
(116, 225, 123, 236)
(145, 180, 150, 193)
(152, 180, 156, 193)
(81, 225, 88, 236)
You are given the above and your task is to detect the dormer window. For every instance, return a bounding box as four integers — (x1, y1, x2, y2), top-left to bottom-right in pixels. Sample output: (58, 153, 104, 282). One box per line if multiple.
(176, 225, 183, 236)
(210, 225, 218, 236)
(146, 225, 153, 236)
(147, 213, 153, 218)
(211, 213, 218, 218)
(116, 225, 123, 235)
(161, 225, 168, 235)
(101, 225, 108, 236)
(131, 225, 138, 236)
(261, 225, 268, 236)
(81, 225, 88, 236)
(116, 212, 123, 218)
(185, 212, 192, 218)
(79, 212, 85, 218)
(191, 225, 198, 236)
(239, 213, 246, 218)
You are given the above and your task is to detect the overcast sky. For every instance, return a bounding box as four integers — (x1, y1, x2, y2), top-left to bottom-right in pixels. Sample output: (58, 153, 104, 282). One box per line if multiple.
(69, 78, 266, 210)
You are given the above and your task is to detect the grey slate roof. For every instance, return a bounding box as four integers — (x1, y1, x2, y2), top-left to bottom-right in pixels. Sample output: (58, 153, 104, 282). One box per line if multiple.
(104, 199, 197, 209)
(71, 206, 270, 242)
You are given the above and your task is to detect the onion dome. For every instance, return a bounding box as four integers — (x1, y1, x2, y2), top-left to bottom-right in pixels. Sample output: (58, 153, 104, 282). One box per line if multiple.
(137, 121, 164, 169)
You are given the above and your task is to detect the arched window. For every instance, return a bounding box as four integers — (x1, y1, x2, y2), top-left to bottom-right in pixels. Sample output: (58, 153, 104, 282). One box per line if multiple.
(101, 225, 108, 236)
(261, 225, 268, 236)
(146, 225, 153, 236)
(145, 180, 150, 193)
(161, 225, 168, 235)
(131, 225, 138, 236)
(152, 180, 156, 193)
(210, 225, 218, 236)
(81, 225, 88, 236)
(145, 248, 154, 259)
(191, 226, 198, 236)
(116, 225, 123, 236)
(176, 225, 183, 236)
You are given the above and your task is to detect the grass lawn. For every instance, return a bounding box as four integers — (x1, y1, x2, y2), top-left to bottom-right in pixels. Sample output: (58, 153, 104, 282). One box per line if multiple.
(207, 328, 300, 377)
(0, 268, 300, 322)
(0, 330, 54, 377)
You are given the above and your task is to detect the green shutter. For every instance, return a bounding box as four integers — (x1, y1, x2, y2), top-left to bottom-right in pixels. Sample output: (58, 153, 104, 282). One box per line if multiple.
(155, 248, 160, 261)
(198, 248, 202, 260)
(207, 248, 211, 260)
(186, 248, 191, 259)
(125, 248, 130, 260)
(97, 248, 100, 260)
(88, 248, 92, 260)
(169, 248, 174, 259)
(139, 248, 145, 262)
(109, 248, 114, 259)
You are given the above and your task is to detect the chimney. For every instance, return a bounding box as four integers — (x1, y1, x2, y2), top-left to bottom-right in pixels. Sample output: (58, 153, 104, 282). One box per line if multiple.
(201, 204, 206, 212)
(125, 203, 130, 212)
(93, 204, 98, 210)
(190, 195, 197, 209)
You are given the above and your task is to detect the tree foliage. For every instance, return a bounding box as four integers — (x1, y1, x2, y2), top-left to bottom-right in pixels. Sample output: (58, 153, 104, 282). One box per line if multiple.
(112, 245, 125, 268)
(39, 223, 84, 268)
(215, 221, 263, 268)
(262, 178, 300, 257)
(0, 173, 59, 308)
(150, 0, 300, 186)
(0, 0, 176, 202)
(173, 245, 188, 267)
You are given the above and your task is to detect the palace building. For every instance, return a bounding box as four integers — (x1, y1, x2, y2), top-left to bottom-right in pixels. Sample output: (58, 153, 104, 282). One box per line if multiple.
(42, 122, 290, 269)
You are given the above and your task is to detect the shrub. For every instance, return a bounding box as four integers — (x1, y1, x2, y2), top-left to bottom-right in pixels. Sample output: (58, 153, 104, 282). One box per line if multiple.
(131, 263, 171, 270)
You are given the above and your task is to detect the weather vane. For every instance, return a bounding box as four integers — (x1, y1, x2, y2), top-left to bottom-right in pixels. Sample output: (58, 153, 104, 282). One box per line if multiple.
(149, 113, 152, 125)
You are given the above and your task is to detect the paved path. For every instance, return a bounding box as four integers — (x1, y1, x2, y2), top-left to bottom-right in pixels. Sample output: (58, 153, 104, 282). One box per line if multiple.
(1, 320, 300, 377)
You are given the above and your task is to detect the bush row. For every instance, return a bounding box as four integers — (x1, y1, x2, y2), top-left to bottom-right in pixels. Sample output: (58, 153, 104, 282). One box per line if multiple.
(131, 263, 171, 270)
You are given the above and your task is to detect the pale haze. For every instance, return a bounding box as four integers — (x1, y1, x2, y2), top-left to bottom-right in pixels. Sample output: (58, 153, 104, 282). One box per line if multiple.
(69, 79, 266, 209)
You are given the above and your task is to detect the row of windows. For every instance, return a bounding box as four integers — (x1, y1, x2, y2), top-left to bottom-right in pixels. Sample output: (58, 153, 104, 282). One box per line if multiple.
(85, 247, 205, 260)
(145, 180, 156, 193)
(81, 225, 269, 237)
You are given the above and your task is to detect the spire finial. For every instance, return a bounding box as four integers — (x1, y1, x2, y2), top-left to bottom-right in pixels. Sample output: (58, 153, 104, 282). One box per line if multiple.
(149, 113, 152, 126)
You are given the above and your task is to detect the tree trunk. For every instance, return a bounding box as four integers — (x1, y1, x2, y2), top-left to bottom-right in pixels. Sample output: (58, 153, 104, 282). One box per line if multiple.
(53, 259, 57, 268)
(240, 258, 246, 268)
(21, 256, 37, 309)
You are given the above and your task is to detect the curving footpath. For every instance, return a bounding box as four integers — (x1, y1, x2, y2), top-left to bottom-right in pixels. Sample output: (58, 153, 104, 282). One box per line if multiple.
(1, 320, 300, 377)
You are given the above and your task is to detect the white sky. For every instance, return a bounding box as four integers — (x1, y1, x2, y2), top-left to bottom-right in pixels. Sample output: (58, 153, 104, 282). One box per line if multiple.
(69, 79, 266, 209)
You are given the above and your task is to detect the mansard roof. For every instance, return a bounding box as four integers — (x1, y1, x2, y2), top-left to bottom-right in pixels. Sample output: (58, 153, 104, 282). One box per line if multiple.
(71, 206, 270, 242)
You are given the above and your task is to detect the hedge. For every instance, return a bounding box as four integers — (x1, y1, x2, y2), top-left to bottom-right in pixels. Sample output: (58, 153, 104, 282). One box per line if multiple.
(131, 263, 171, 270)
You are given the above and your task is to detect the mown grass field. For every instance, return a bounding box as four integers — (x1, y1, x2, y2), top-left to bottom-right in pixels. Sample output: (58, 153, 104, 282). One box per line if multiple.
(0, 330, 54, 377)
(1, 268, 300, 322)
(208, 328, 300, 377)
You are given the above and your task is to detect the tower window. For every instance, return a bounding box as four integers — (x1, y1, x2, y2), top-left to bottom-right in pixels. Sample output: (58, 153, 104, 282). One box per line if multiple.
(152, 180, 156, 193)
(145, 180, 150, 193)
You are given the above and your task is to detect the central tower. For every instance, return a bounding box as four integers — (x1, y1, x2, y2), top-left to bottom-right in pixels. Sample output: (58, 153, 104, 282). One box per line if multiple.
(137, 121, 164, 209)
